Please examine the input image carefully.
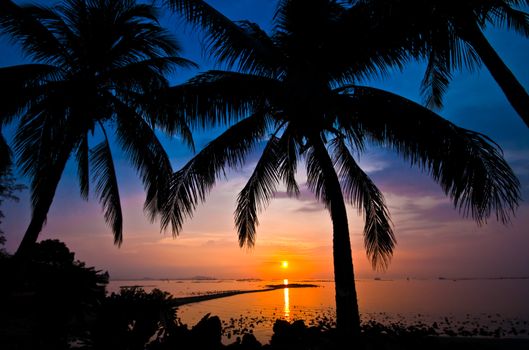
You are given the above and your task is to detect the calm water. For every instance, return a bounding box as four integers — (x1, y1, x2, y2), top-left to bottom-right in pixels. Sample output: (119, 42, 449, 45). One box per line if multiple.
(107, 278, 529, 343)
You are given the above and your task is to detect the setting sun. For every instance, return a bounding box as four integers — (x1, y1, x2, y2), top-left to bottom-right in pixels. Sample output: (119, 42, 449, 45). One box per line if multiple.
(281, 261, 289, 269)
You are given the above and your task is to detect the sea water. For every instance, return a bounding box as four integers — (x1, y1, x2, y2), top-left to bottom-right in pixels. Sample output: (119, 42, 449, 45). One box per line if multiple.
(107, 278, 529, 343)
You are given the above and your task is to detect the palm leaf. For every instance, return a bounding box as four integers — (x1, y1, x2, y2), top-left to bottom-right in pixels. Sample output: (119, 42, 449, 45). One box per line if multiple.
(418, 19, 481, 109)
(14, 98, 67, 182)
(13, 105, 74, 213)
(331, 137, 395, 270)
(305, 141, 331, 208)
(112, 100, 173, 223)
(0, 64, 62, 124)
(90, 132, 123, 246)
(277, 125, 300, 197)
(0, 131, 12, 172)
(164, 70, 280, 128)
(235, 136, 281, 248)
(105, 57, 197, 92)
(420, 50, 452, 110)
(76, 134, 89, 200)
(276, 0, 410, 84)
(165, 0, 282, 74)
(159, 112, 270, 234)
(485, 3, 529, 36)
(345, 86, 521, 224)
(0, 1, 69, 65)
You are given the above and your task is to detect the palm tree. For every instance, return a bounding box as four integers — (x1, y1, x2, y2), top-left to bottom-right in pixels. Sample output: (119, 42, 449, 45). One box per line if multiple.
(0, 0, 195, 258)
(158, 0, 520, 337)
(357, 0, 529, 127)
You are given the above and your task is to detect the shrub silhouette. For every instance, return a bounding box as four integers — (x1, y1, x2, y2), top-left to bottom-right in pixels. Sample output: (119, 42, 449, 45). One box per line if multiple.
(0, 239, 108, 349)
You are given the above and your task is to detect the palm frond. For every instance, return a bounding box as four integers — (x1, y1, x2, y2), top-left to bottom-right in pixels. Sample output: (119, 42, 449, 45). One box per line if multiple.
(0, 64, 62, 124)
(165, 0, 282, 74)
(331, 137, 395, 270)
(235, 136, 282, 248)
(106, 57, 196, 88)
(90, 132, 123, 246)
(14, 99, 67, 183)
(420, 51, 452, 110)
(347, 86, 521, 224)
(164, 70, 280, 128)
(331, 89, 367, 152)
(13, 105, 74, 214)
(277, 126, 300, 197)
(101, 57, 197, 100)
(325, 1, 412, 84)
(0, 131, 12, 172)
(0, 1, 69, 65)
(159, 112, 270, 234)
(486, 3, 529, 36)
(151, 99, 196, 151)
(419, 26, 481, 109)
(57, 0, 182, 72)
(112, 100, 173, 223)
(76, 134, 89, 200)
(305, 141, 331, 209)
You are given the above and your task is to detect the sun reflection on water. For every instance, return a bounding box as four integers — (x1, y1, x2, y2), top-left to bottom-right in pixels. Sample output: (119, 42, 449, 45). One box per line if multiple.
(283, 287, 290, 320)
(283, 279, 290, 320)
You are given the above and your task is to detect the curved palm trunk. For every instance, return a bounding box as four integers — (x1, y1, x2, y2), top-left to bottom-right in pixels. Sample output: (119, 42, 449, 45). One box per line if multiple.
(15, 196, 55, 258)
(311, 137, 361, 337)
(15, 163, 66, 259)
(463, 23, 529, 128)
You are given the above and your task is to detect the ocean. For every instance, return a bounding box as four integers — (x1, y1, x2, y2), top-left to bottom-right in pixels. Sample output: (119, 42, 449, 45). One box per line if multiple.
(107, 278, 529, 343)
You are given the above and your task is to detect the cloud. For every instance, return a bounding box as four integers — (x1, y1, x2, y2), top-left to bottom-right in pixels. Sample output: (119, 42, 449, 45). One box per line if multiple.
(294, 202, 325, 213)
(355, 150, 391, 174)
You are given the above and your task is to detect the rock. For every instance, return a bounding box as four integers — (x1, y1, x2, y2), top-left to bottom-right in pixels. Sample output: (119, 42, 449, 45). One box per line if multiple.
(242, 333, 261, 349)
(191, 313, 223, 349)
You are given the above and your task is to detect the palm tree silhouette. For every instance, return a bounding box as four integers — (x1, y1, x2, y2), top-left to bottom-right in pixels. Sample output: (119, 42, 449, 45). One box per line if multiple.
(0, 0, 195, 258)
(160, 0, 520, 337)
(358, 0, 529, 127)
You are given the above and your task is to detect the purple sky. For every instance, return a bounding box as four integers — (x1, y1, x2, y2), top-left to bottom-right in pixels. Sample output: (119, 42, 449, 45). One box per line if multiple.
(1, 0, 528, 280)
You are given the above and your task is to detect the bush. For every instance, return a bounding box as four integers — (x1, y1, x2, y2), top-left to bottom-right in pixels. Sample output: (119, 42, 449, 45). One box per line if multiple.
(90, 287, 178, 350)
(0, 239, 108, 349)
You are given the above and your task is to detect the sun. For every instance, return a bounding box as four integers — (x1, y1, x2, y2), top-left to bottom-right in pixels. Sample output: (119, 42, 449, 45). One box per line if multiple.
(281, 261, 289, 269)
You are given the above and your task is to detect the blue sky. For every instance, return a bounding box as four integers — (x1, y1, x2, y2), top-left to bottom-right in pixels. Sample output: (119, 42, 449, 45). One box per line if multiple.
(1, 0, 529, 279)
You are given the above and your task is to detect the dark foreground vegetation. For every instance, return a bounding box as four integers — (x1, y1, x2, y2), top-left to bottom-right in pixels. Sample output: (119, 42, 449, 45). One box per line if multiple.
(1, 240, 528, 350)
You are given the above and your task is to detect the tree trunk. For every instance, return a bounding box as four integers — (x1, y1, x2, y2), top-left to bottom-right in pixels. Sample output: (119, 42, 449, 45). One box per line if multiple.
(14, 167, 64, 259)
(311, 136, 361, 337)
(463, 22, 529, 129)
(15, 198, 54, 259)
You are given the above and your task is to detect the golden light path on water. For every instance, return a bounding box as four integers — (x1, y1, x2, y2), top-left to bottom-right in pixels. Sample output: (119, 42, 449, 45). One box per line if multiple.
(283, 279, 290, 320)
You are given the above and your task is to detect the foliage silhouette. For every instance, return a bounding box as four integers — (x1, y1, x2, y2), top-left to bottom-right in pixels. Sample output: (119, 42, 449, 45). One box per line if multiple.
(0, 164, 25, 252)
(357, 0, 529, 127)
(0, 239, 108, 349)
(158, 0, 521, 338)
(0, 0, 196, 258)
(91, 287, 178, 350)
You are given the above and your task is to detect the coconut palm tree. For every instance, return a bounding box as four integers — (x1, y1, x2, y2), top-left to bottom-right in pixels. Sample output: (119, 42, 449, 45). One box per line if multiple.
(158, 0, 520, 337)
(357, 0, 529, 127)
(0, 0, 195, 258)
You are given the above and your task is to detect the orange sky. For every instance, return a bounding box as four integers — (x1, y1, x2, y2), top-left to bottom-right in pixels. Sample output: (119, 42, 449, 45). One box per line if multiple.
(1, 3, 529, 281)
(4, 146, 529, 280)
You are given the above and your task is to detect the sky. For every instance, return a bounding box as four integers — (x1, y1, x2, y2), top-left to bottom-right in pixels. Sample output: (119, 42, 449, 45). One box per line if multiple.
(1, 0, 529, 280)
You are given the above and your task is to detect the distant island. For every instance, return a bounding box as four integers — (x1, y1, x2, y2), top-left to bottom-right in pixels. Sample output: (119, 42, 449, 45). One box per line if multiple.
(113, 275, 218, 281)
